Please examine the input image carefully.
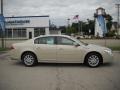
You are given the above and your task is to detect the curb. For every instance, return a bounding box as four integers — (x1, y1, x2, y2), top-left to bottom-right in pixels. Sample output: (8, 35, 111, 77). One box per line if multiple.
(0, 51, 9, 55)
(113, 51, 120, 53)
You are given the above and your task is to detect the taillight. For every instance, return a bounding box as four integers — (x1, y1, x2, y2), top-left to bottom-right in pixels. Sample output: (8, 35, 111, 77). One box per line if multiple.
(10, 45, 15, 49)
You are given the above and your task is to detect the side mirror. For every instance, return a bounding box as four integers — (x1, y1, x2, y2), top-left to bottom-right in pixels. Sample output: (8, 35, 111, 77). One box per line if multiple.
(73, 42, 80, 47)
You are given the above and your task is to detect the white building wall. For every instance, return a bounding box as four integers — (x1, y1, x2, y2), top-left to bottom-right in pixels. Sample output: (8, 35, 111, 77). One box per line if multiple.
(58, 30, 61, 35)
(45, 27, 50, 35)
(119, 28, 120, 35)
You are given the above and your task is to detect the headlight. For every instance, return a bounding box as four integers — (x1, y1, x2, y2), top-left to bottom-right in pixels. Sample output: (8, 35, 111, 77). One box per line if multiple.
(104, 49, 112, 55)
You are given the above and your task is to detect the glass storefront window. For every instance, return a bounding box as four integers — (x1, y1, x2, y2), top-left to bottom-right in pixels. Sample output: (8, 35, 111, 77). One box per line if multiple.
(21, 29, 26, 37)
(13, 29, 18, 38)
(0, 29, 2, 38)
(6, 28, 26, 38)
(6, 29, 12, 38)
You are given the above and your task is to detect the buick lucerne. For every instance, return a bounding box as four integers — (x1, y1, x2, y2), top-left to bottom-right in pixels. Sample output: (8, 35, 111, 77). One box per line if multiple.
(10, 35, 113, 67)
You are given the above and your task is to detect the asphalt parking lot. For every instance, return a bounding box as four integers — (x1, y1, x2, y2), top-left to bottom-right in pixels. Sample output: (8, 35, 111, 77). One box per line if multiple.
(0, 52, 120, 90)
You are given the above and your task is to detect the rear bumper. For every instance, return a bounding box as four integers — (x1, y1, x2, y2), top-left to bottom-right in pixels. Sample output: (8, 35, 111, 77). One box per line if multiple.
(9, 50, 21, 60)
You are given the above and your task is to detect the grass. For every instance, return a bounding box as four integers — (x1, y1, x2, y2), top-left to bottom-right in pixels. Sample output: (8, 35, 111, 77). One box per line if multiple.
(0, 48, 10, 52)
(108, 46, 120, 51)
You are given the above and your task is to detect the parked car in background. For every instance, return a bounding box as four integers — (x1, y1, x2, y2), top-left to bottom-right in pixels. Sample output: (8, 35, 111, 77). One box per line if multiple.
(10, 35, 113, 67)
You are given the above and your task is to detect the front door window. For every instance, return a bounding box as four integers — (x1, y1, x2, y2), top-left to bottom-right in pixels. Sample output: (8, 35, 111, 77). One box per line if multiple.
(57, 37, 75, 45)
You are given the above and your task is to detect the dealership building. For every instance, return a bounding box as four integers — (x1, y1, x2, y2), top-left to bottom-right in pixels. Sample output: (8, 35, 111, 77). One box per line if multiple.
(5, 15, 50, 39)
(0, 15, 62, 47)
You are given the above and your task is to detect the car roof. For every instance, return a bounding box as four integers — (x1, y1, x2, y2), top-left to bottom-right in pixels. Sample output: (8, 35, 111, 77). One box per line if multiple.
(34, 34, 71, 39)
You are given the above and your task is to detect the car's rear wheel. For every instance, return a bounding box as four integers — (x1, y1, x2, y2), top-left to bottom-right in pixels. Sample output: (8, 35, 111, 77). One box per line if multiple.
(85, 53, 102, 67)
(22, 52, 37, 67)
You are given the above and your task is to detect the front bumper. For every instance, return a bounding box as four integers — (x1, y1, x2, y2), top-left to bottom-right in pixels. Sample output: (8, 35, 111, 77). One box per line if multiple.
(102, 51, 113, 63)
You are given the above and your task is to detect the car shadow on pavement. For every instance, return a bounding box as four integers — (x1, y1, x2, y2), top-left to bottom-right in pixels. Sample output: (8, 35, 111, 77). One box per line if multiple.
(100, 63, 113, 67)
(13, 61, 113, 68)
(12, 61, 24, 66)
(13, 61, 87, 68)
(37, 62, 86, 68)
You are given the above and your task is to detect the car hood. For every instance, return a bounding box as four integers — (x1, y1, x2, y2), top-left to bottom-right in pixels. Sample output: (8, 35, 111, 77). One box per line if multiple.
(85, 44, 110, 51)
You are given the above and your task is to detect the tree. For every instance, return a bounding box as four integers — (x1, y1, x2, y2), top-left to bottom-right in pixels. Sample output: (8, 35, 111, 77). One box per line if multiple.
(87, 19, 95, 35)
(70, 20, 95, 35)
(106, 14, 113, 31)
(59, 26, 66, 33)
(71, 23, 78, 33)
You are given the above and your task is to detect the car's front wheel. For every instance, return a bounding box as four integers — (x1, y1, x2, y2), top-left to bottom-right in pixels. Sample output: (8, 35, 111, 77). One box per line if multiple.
(85, 53, 102, 67)
(22, 52, 37, 67)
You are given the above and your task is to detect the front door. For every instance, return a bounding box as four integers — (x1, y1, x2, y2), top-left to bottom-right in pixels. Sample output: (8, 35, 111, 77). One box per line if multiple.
(56, 36, 83, 62)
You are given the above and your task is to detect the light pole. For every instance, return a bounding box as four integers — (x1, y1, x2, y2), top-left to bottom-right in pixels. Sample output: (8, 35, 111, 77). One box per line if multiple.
(67, 18, 70, 27)
(66, 18, 70, 34)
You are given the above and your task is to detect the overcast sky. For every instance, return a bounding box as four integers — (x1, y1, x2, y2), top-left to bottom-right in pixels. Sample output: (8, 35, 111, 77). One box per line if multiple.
(1, 0, 120, 26)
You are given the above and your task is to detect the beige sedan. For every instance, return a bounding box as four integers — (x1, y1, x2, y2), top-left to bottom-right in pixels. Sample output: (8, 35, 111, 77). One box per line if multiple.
(10, 35, 113, 67)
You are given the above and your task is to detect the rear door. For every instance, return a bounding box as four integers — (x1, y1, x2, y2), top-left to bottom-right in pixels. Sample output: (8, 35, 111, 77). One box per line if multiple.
(34, 36, 57, 61)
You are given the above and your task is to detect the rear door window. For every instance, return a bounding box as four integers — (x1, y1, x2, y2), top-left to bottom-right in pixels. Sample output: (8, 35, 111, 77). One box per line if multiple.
(34, 36, 55, 45)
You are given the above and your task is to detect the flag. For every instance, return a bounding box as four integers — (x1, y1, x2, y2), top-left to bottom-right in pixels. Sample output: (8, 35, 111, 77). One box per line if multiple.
(0, 14, 5, 31)
(73, 15, 79, 19)
(73, 15, 79, 23)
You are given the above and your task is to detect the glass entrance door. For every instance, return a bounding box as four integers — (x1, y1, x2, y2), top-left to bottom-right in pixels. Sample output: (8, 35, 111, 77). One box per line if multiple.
(29, 32, 32, 39)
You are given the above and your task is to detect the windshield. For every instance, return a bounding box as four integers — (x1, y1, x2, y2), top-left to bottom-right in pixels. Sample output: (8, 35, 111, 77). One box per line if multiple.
(70, 36, 88, 46)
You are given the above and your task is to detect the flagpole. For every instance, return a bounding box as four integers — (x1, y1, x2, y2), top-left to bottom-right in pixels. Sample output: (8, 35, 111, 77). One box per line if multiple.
(67, 18, 70, 35)
(81, 21, 82, 35)
(78, 16, 80, 35)
(78, 21, 80, 34)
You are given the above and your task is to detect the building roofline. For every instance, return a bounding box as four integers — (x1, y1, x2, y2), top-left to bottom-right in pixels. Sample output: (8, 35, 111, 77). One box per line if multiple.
(5, 15, 49, 18)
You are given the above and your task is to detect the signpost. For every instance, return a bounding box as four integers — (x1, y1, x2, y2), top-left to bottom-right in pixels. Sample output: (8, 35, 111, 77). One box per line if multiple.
(0, 14, 5, 48)
(0, 0, 5, 48)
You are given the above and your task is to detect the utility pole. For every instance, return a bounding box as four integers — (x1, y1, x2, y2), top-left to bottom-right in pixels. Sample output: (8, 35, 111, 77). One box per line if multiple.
(115, 4, 120, 35)
(66, 18, 70, 34)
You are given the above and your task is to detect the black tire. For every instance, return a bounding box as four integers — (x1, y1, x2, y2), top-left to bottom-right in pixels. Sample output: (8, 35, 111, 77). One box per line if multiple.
(85, 53, 102, 67)
(21, 52, 37, 67)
